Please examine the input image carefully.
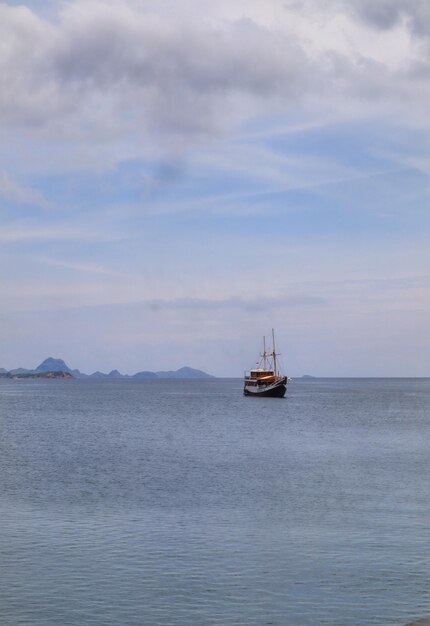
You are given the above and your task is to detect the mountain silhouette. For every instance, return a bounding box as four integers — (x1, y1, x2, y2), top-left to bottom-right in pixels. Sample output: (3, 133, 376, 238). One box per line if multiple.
(31, 358, 214, 379)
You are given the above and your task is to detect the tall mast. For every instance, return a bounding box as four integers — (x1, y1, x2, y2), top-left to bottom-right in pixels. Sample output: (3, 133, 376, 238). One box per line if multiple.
(263, 336, 267, 370)
(272, 328, 277, 376)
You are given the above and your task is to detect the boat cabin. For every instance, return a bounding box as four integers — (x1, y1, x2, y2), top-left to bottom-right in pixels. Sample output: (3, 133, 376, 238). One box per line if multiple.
(249, 368, 274, 379)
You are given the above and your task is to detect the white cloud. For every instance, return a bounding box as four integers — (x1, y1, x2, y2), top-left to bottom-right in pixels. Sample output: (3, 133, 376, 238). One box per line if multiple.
(0, 0, 429, 164)
(31, 256, 125, 277)
(0, 2, 310, 136)
(0, 222, 125, 243)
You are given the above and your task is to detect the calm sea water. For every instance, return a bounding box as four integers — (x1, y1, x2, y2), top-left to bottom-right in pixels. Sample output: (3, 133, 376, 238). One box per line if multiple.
(0, 378, 429, 626)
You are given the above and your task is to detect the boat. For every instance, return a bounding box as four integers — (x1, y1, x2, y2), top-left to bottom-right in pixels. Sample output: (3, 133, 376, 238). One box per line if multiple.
(243, 329, 287, 398)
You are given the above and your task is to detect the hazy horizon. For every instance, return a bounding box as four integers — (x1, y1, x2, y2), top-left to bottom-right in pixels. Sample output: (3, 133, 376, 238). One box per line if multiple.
(1, 0, 429, 377)
(3, 352, 430, 379)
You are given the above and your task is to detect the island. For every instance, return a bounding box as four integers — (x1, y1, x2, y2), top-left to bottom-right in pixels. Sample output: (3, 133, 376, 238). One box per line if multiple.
(0, 370, 73, 379)
(0, 358, 214, 380)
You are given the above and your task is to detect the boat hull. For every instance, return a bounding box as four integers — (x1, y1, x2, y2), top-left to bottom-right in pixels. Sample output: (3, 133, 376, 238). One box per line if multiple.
(243, 377, 287, 398)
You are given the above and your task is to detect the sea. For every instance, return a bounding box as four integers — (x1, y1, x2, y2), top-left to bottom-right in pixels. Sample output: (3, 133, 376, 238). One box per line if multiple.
(0, 377, 429, 626)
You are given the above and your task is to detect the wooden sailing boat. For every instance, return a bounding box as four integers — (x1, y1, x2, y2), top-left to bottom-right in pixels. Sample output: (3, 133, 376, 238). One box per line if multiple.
(243, 329, 287, 398)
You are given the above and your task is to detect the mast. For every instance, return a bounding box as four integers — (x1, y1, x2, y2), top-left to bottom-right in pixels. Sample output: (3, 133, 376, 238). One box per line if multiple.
(263, 336, 267, 370)
(272, 328, 277, 376)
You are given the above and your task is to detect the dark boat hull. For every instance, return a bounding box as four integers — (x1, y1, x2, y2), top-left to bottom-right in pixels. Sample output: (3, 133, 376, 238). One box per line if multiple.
(243, 378, 287, 398)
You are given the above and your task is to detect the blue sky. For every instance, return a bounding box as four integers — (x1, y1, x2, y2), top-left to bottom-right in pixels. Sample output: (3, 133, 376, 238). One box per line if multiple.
(1, 0, 430, 376)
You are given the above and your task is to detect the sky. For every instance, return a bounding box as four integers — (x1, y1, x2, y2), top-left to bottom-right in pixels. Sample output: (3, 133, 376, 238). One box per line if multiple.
(1, 0, 430, 376)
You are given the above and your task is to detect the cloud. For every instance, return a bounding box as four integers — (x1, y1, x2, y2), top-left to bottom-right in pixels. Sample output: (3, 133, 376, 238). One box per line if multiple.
(343, 0, 430, 36)
(0, 172, 51, 208)
(0, 222, 126, 243)
(32, 256, 124, 277)
(0, 1, 312, 139)
(1, 0, 429, 165)
(141, 294, 326, 313)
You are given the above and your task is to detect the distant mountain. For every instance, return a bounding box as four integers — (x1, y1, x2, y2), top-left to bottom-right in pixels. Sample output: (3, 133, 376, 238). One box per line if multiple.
(89, 369, 128, 379)
(156, 366, 214, 379)
(133, 371, 158, 379)
(24, 358, 214, 379)
(71, 369, 88, 379)
(2, 358, 76, 379)
(107, 369, 125, 379)
(88, 371, 107, 379)
(36, 357, 72, 373)
(36, 358, 89, 378)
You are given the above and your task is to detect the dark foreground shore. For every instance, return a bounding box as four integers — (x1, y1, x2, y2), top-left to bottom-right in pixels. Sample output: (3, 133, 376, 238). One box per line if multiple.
(405, 619, 430, 625)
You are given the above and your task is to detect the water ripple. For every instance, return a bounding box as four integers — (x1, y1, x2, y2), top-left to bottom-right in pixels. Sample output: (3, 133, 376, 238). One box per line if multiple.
(1, 378, 430, 625)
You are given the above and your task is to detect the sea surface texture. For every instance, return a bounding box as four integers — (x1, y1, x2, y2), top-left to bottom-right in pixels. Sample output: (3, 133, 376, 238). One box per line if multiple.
(0, 378, 429, 626)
